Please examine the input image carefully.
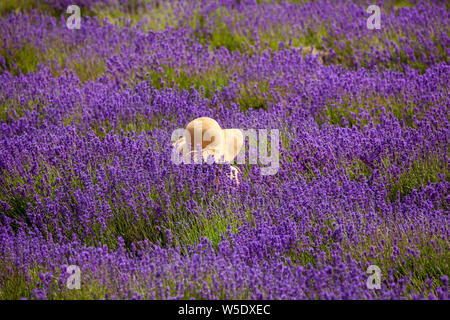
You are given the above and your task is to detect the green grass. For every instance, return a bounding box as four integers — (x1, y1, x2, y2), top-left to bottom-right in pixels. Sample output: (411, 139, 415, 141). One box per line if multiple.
(386, 154, 449, 202)
(0, 96, 48, 124)
(314, 87, 447, 129)
(138, 64, 230, 99)
(93, 2, 180, 31)
(1, 39, 106, 82)
(0, 0, 54, 16)
(0, 0, 97, 17)
(341, 151, 448, 204)
(1, 43, 41, 76)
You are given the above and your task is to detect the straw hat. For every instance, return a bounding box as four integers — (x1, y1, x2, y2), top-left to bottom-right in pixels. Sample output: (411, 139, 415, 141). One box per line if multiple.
(173, 117, 244, 183)
(173, 117, 244, 164)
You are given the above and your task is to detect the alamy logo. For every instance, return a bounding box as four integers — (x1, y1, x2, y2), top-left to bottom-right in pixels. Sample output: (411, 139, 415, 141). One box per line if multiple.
(66, 5, 81, 30)
(366, 265, 381, 289)
(366, 5, 381, 30)
(66, 265, 81, 289)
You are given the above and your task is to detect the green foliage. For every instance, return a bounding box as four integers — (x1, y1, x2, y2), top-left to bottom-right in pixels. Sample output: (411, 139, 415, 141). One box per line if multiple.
(387, 155, 449, 202)
(141, 64, 229, 99)
(0, 0, 53, 16)
(1, 43, 40, 75)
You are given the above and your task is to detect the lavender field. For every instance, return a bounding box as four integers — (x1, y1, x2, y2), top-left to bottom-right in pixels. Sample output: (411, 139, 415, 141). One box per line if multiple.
(0, 0, 449, 300)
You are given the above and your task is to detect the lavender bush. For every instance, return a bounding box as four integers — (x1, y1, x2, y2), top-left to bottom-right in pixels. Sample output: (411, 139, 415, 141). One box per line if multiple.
(0, 0, 448, 299)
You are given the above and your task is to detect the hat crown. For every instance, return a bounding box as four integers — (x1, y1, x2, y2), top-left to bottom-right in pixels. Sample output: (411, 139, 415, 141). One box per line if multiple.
(185, 117, 224, 152)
